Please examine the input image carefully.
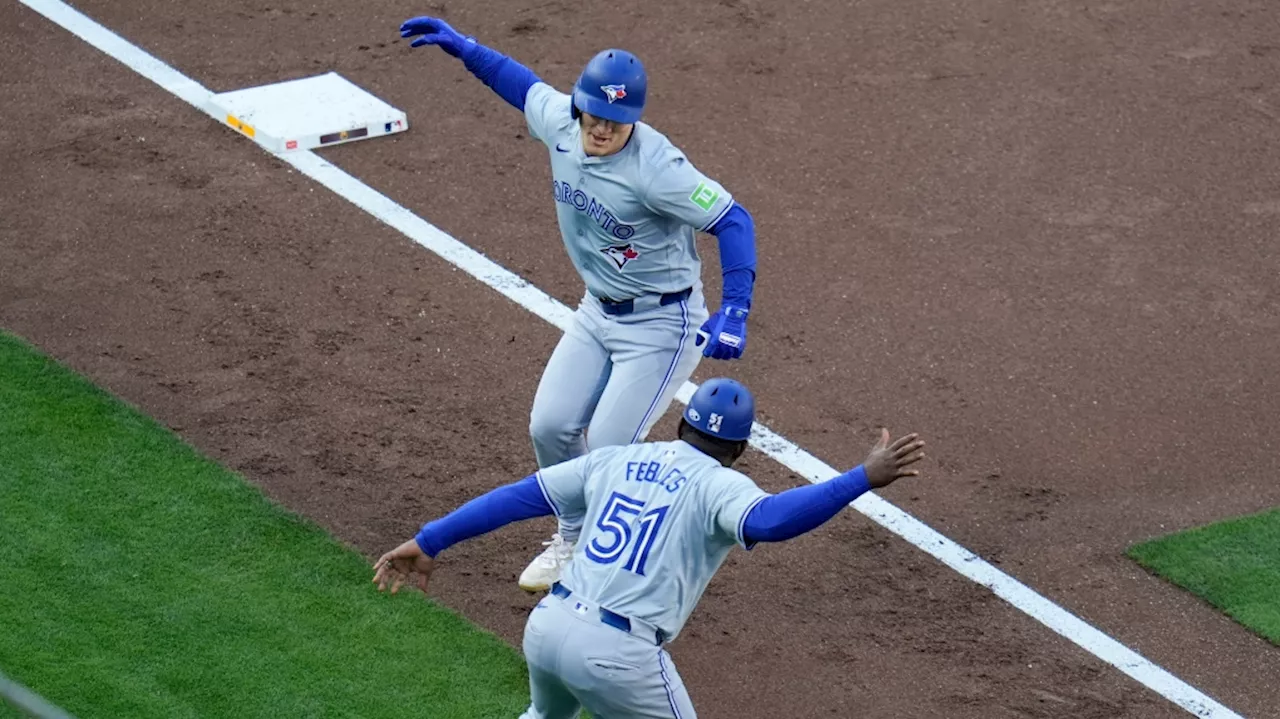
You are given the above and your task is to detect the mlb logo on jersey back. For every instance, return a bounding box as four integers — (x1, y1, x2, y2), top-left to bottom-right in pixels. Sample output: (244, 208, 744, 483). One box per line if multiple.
(602, 243, 640, 270)
(601, 84, 627, 103)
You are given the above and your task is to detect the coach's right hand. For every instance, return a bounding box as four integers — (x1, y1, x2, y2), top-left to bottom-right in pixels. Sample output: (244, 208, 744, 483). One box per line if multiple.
(399, 16, 475, 58)
(862, 429, 926, 489)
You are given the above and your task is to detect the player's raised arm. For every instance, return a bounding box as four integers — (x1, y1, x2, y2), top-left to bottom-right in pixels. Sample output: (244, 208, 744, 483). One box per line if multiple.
(739, 429, 927, 546)
(399, 16, 542, 113)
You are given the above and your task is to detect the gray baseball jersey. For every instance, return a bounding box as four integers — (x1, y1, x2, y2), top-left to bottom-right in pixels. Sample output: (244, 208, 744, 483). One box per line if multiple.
(524, 82, 735, 301)
(535, 439, 769, 642)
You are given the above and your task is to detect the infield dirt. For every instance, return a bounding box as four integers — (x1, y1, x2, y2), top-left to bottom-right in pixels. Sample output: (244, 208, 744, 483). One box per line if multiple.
(3, 0, 1280, 716)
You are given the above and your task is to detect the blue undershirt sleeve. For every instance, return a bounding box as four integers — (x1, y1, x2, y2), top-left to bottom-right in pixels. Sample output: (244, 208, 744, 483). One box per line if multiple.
(459, 43, 542, 112)
(741, 466, 872, 544)
(414, 475, 553, 557)
(707, 203, 758, 309)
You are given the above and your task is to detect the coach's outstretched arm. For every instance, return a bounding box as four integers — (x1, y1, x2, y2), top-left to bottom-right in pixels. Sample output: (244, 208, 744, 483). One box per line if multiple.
(741, 430, 925, 546)
(370, 475, 557, 595)
(400, 16, 542, 111)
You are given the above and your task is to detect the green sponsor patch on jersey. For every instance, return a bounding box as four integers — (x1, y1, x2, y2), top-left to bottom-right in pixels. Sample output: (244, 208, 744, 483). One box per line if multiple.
(689, 182, 719, 212)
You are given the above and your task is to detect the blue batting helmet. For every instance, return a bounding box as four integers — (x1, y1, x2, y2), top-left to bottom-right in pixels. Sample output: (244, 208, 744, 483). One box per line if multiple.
(572, 49, 647, 124)
(683, 378, 755, 442)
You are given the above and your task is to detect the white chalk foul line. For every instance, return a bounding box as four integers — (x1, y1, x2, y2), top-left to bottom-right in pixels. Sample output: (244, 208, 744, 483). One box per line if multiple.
(18, 0, 1240, 716)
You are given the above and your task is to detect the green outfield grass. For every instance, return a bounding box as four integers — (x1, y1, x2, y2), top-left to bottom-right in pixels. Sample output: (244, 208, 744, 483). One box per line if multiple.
(1128, 508, 1280, 646)
(0, 331, 534, 718)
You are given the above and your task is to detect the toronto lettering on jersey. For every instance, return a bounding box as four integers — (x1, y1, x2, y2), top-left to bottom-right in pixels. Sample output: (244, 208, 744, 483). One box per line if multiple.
(624, 461, 688, 493)
(553, 180, 636, 240)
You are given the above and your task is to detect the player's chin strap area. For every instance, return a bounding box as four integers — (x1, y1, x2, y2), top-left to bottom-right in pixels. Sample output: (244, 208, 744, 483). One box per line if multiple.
(550, 582, 668, 645)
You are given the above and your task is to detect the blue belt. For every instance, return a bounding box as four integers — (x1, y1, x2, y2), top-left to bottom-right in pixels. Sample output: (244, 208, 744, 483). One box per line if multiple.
(550, 582, 665, 645)
(597, 287, 692, 316)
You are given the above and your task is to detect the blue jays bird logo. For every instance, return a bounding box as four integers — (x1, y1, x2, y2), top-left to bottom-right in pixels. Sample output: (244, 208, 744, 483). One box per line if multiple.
(602, 243, 640, 270)
(601, 84, 627, 103)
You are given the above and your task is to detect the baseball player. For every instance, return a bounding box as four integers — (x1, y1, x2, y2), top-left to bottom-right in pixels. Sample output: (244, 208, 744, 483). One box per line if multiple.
(373, 377, 927, 718)
(399, 16, 761, 592)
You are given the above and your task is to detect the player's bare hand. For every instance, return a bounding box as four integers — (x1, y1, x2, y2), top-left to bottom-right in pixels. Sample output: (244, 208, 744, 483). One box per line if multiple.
(862, 428, 925, 489)
(373, 538, 437, 597)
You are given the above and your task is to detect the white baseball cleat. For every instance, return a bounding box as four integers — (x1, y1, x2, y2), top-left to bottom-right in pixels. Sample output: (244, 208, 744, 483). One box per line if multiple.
(519, 533, 575, 593)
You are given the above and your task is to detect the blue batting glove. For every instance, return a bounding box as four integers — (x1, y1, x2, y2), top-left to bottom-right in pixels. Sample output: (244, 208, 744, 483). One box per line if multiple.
(696, 304, 749, 360)
(399, 16, 475, 58)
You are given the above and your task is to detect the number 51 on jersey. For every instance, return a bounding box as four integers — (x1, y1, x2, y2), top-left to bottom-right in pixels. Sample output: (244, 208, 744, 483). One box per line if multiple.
(584, 492, 669, 576)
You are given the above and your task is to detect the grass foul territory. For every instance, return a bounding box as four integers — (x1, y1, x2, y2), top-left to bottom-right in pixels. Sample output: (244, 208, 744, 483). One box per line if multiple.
(0, 331, 532, 719)
(1128, 508, 1280, 646)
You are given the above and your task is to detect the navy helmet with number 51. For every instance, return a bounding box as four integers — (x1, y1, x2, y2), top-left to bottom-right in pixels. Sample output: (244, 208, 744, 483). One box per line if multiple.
(682, 378, 755, 442)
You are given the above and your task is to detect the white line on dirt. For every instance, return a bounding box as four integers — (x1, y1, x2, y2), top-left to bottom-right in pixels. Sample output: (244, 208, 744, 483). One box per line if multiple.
(17, 0, 1241, 716)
